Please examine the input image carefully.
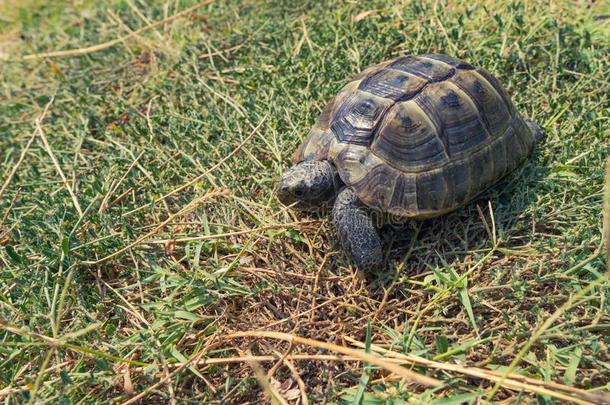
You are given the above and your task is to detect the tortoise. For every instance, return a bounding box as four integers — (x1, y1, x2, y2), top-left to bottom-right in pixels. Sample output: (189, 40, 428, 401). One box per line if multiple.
(278, 54, 545, 270)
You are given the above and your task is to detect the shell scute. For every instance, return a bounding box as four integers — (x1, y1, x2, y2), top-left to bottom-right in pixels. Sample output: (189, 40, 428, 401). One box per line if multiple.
(371, 100, 448, 172)
(415, 82, 489, 157)
(476, 67, 518, 116)
(452, 69, 512, 137)
(416, 170, 446, 212)
(441, 160, 472, 207)
(330, 91, 392, 146)
(333, 144, 377, 185)
(389, 173, 418, 215)
(512, 115, 536, 154)
(489, 134, 511, 179)
(352, 164, 398, 211)
(466, 144, 496, 195)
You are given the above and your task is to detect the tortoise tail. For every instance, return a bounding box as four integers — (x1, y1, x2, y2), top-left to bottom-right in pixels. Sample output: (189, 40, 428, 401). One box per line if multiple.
(525, 118, 547, 144)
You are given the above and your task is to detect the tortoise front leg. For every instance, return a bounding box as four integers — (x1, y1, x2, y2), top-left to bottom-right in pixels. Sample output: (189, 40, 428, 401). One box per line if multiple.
(332, 187, 382, 271)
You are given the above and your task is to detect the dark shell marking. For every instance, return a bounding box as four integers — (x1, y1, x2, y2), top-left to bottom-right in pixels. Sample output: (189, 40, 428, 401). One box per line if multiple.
(295, 54, 536, 218)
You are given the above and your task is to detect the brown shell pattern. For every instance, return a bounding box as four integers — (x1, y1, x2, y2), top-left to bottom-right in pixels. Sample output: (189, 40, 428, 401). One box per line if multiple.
(294, 54, 536, 218)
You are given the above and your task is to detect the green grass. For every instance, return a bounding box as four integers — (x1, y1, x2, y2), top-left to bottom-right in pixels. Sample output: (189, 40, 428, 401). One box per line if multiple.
(0, 0, 609, 403)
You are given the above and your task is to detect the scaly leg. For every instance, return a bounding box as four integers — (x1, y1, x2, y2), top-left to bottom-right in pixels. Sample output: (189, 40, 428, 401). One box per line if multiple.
(332, 187, 382, 271)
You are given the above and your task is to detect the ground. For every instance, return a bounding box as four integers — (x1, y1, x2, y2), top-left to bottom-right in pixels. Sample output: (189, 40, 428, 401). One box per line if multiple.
(0, 0, 609, 403)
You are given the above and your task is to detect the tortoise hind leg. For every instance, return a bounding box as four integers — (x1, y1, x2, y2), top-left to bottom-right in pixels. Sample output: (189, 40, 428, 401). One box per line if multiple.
(332, 188, 382, 271)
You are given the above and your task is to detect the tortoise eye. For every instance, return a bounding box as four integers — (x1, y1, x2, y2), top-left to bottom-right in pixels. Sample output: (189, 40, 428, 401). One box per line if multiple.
(294, 186, 306, 197)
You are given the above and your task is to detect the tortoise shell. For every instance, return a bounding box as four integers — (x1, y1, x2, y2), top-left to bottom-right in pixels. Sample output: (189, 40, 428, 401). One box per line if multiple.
(294, 54, 536, 218)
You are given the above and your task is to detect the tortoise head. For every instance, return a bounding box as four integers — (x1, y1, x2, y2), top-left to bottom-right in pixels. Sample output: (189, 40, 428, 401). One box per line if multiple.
(278, 160, 341, 212)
